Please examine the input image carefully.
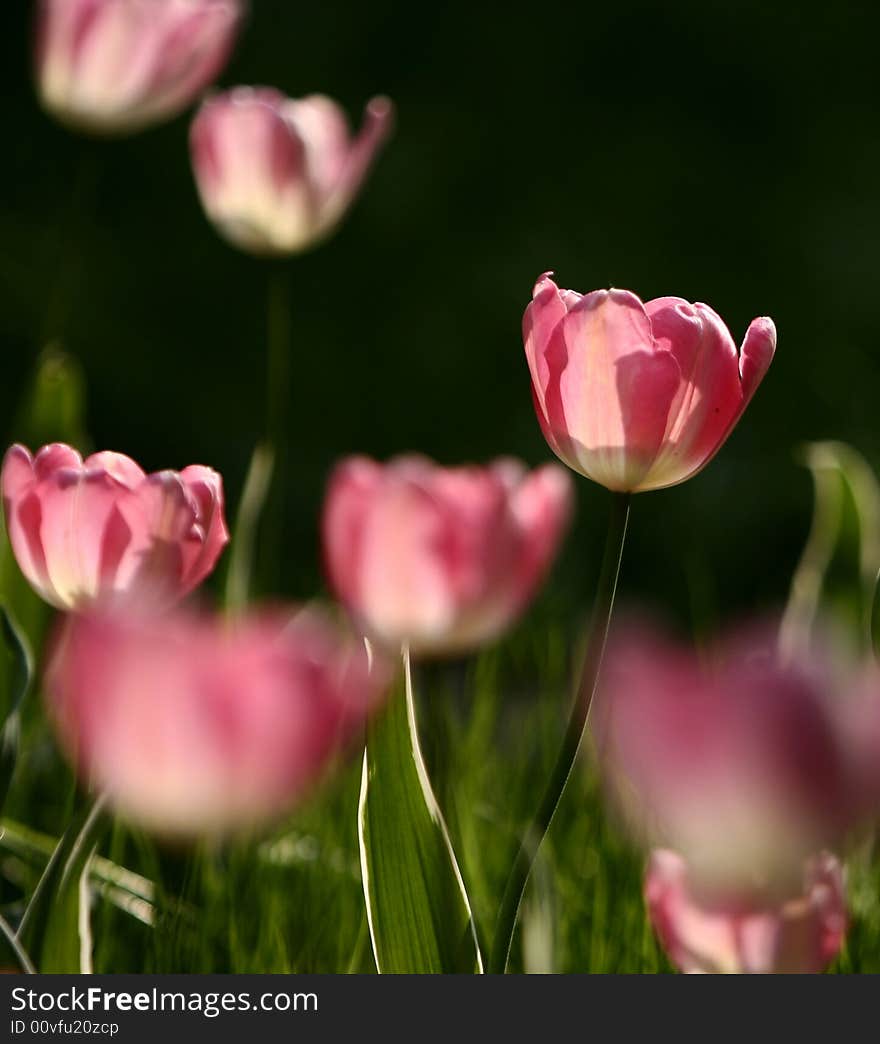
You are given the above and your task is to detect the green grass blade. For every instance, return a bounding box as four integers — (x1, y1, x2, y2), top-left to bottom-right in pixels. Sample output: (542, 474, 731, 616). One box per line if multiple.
(0, 607, 33, 815)
(17, 794, 107, 972)
(358, 649, 482, 973)
(0, 914, 36, 974)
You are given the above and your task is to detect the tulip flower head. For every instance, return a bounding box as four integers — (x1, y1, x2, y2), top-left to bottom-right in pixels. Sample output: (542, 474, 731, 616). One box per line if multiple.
(322, 456, 572, 656)
(46, 605, 390, 834)
(645, 849, 847, 974)
(190, 88, 394, 256)
(1, 443, 228, 610)
(596, 623, 877, 898)
(523, 274, 776, 492)
(36, 0, 245, 134)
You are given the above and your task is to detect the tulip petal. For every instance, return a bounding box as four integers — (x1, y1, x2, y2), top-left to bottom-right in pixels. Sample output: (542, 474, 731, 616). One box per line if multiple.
(739, 316, 777, 401)
(645, 848, 847, 974)
(323, 457, 384, 618)
(35, 469, 137, 607)
(191, 88, 314, 254)
(523, 274, 573, 426)
(322, 96, 394, 230)
(38, 0, 244, 133)
(357, 475, 459, 646)
(178, 465, 229, 589)
(640, 300, 742, 490)
(47, 606, 390, 834)
(507, 463, 573, 606)
(547, 290, 680, 490)
(1, 444, 37, 504)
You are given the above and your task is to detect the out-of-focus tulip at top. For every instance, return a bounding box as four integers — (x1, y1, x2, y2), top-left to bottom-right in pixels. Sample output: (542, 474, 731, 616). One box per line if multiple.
(190, 88, 394, 256)
(523, 273, 776, 492)
(323, 456, 572, 656)
(46, 605, 390, 834)
(36, 0, 244, 134)
(645, 849, 847, 974)
(595, 622, 878, 898)
(1, 443, 229, 610)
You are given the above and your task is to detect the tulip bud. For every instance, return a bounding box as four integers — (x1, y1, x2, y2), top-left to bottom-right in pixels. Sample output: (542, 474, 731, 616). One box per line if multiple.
(322, 456, 572, 656)
(596, 622, 878, 898)
(523, 274, 776, 492)
(645, 849, 847, 974)
(1, 443, 229, 610)
(36, 0, 245, 134)
(189, 88, 394, 256)
(45, 605, 390, 834)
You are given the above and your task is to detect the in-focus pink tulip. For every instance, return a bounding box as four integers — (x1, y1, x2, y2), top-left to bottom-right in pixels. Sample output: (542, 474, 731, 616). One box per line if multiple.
(36, 0, 244, 134)
(323, 456, 572, 656)
(1, 443, 229, 610)
(645, 849, 847, 974)
(190, 88, 394, 255)
(523, 274, 776, 492)
(46, 605, 390, 834)
(595, 622, 877, 897)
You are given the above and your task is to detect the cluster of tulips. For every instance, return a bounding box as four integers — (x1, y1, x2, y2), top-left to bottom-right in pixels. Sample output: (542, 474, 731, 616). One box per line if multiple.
(11, 0, 880, 975)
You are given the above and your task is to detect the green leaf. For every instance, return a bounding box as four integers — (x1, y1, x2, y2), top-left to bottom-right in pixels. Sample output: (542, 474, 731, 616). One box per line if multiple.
(224, 442, 274, 612)
(781, 441, 880, 658)
(358, 650, 482, 973)
(17, 794, 107, 973)
(0, 817, 156, 927)
(0, 607, 33, 815)
(12, 346, 88, 450)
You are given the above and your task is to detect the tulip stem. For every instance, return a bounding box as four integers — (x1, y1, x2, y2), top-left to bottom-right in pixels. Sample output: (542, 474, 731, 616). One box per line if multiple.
(488, 490, 630, 973)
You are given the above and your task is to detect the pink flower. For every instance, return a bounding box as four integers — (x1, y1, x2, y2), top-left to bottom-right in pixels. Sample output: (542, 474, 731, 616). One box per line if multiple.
(322, 456, 572, 656)
(46, 605, 390, 834)
(645, 849, 847, 974)
(190, 88, 394, 255)
(36, 0, 244, 134)
(523, 273, 776, 492)
(595, 623, 876, 896)
(1, 443, 229, 610)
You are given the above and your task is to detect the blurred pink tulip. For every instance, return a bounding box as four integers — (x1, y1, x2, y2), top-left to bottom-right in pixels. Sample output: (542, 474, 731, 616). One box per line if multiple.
(523, 273, 776, 492)
(46, 605, 390, 834)
(322, 456, 572, 656)
(36, 0, 244, 134)
(595, 623, 877, 897)
(645, 849, 847, 974)
(189, 88, 394, 255)
(1, 443, 228, 610)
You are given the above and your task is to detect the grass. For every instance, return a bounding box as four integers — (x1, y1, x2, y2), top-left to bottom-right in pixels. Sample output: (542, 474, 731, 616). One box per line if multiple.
(4, 603, 877, 974)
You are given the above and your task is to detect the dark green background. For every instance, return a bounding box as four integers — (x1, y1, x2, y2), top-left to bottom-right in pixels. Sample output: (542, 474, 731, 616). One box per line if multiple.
(2, 1, 878, 626)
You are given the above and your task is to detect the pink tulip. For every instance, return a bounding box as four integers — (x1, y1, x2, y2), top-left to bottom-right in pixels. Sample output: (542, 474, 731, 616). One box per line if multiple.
(46, 605, 390, 834)
(645, 849, 847, 974)
(322, 456, 572, 656)
(595, 623, 876, 897)
(1, 443, 228, 610)
(190, 88, 394, 255)
(523, 273, 776, 492)
(35, 0, 244, 134)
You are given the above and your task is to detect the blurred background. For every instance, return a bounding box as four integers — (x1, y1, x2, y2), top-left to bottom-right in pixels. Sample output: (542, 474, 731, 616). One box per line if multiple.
(5, 0, 879, 626)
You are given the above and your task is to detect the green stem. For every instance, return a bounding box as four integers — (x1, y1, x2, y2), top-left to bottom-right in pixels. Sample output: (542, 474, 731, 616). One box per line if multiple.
(488, 490, 630, 973)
